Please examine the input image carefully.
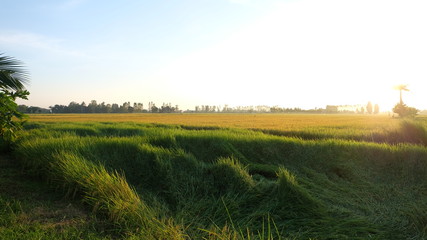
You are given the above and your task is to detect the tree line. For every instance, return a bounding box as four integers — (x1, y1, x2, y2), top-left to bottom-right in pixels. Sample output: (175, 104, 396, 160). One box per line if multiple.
(18, 101, 180, 114)
(192, 103, 380, 114)
(18, 101, 383, 114)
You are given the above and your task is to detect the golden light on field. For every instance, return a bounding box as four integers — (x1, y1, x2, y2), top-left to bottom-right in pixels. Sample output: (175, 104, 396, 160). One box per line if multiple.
(28, 113, 403, 131)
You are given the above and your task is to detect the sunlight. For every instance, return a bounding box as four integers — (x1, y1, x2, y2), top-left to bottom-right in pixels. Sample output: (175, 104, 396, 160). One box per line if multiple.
(150, 0, 427, 111)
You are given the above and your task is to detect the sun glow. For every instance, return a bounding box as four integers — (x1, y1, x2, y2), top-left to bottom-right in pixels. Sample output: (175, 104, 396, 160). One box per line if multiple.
(153, 0, 427, 111)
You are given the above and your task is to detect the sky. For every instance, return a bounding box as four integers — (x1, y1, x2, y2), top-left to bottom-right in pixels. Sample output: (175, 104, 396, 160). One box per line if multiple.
(2, 0, 427, 111)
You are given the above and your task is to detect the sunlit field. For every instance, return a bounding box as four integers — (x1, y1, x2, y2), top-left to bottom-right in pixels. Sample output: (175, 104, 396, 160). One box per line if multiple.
(29, 113, 427, 143)
(5, 114, 427, 239)
(28, 113, 400, 130)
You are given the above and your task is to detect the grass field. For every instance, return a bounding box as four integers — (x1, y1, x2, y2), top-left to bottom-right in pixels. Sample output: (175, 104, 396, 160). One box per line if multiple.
(28, 113, 427, 144)
(2, 114, 427, 239)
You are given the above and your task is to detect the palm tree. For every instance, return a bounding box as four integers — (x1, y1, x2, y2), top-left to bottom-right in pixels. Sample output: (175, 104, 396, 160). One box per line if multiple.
(394, 84, 409, 105)
(0, 54, 30, 142)
(0, 53, 29, 91)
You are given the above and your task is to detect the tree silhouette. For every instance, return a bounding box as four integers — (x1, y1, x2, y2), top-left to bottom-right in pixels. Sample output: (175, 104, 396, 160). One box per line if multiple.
(366, 101, 373, 114)
(374, 104, 379, 114)
(394, 84, 409, 105)
(392, 84, 418, 118)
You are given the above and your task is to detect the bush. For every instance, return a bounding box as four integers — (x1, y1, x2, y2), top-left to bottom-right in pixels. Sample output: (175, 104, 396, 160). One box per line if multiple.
(393, 103, 418, 118)
(0, 90, 29, 145)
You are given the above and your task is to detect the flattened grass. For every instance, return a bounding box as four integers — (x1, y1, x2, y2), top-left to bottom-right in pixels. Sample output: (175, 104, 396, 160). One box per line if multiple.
(13, 120, 427, 239)
(0, 155, 113, 240)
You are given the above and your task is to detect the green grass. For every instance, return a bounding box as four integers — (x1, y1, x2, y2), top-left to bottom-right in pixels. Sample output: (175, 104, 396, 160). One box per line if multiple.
(5, 119, 427, 239)
(0, 154, 114, 240)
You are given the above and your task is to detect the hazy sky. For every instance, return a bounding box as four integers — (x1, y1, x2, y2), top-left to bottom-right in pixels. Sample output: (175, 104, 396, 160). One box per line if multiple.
(2, 0, 426, 111)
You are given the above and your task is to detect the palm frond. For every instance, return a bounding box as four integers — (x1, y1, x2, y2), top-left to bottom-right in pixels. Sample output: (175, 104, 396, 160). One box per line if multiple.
(0, 53, 30, 91)
(393, 84, 409, 91)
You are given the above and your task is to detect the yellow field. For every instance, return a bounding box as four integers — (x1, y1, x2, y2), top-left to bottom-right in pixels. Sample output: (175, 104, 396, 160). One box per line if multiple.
(28, 113, 413, 132)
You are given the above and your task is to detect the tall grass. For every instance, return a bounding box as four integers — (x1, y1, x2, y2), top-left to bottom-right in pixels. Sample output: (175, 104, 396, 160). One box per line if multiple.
(13, 120, 427, 239)
(16, 143, 185, 239)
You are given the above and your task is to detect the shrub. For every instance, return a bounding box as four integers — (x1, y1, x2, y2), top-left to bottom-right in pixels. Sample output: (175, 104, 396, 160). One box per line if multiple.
(393, 103, 418, 118)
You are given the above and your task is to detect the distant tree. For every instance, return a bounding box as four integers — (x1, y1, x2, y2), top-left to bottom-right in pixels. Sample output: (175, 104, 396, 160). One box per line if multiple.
(97, 102, 106, 113)
(392, 85, 418, 118)
(81, 101, 87, 113)
(360, 107, 365, 114)
(160, 105, 172, 113)
(148, 102, 155, 112)
(68, 101, 81, 113)
(128, 106, 134, 113)
(366, 101, 373, 114)
(87, 100, 97, 113)
(111, 103, 119, 113)
(18, 104, 28, 113)
(50, 104, 67, 113)
(222, 105, 229, 112)
(394, 84, 409, 104)
(105, 104, 112, 113)
(133, 103, 143, 113)
(28, 106, 42, 113)
(120, 102, 131, 113)
(374, 104, 380, 114)
(151, 104, 159, 113)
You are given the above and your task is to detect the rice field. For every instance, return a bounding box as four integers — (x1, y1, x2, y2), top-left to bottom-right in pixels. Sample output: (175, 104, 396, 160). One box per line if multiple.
(4, 114, 427, 239)
(28, 113, 401, 131)
(28, 113, 427, 144)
